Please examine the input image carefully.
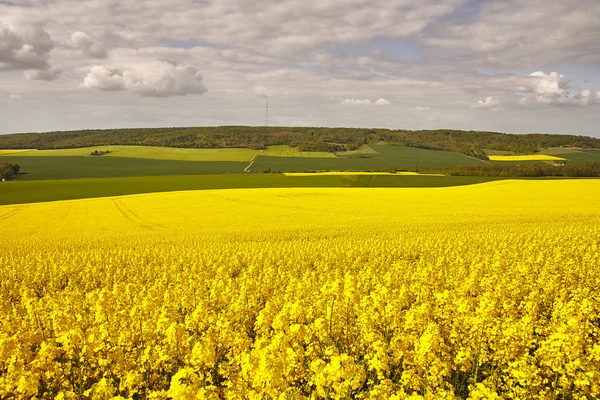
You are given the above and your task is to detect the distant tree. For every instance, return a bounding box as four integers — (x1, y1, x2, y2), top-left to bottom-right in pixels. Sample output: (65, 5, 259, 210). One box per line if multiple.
(0, 162, 17, 180)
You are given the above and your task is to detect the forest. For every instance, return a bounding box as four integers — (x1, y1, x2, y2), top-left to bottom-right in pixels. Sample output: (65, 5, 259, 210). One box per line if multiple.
(1, 127, 599, 159)
(432, 162, 600, 177)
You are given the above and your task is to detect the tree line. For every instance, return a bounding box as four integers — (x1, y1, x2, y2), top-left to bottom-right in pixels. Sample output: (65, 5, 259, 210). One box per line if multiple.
(0, 126, 598, 159)
(430, 162, 600, 177)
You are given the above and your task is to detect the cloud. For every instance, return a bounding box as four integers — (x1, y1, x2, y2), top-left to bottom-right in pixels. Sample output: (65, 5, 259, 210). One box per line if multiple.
(472, 96, 498, 109)
(411, 106, 430, 111)
(521, 89, 596, 107)
(521, 71, 599, 107)
(81, 66, 126, 91)
(253, 85, 276, 98)
(9, 94, 21, 99)
(0, 22, 61, 80)
(81, 62, 207, 97)
(3, 1, 464, 54)
(341, 98, 391, 106)
(1, 0, 600, 136)
(426, 0, 600, 66)
(526, 71, 570, 95)
(71, 31, 108, 59)
(477, 71, 599, 109)
(24, 66, 62, 81)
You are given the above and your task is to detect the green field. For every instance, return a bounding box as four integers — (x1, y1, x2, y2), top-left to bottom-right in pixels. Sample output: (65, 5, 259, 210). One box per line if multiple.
(252, 144, 486, 172)
(1, 144, 490, 180)
(556, 149, 600, 163)
(0, 174, 506, 205)
(335, 144, 380, 157)
(257, 145, 335, 158)
(0, 156, 247, 180)
(485, 148, 600, 165)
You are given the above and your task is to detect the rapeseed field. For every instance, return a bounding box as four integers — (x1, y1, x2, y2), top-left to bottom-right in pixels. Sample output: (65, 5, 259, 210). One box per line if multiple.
(488, 155, 566, 161)
(1, 180, 599, 399)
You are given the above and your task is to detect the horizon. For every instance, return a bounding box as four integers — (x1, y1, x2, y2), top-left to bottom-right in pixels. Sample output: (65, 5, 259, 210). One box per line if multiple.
(1, 1, 600, 136)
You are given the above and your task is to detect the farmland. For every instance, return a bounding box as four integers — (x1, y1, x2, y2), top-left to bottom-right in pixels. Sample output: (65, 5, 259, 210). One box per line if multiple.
(0, 144, 487, 181)
(2, 145, 335, 161)
(0, 174, 501, 205)
(251, 145, 486, 173)
(2, 140, 599, 204)
(1, 180, 599, 398)
(488, 155, 566, 161)
(0, 155, 248, 180)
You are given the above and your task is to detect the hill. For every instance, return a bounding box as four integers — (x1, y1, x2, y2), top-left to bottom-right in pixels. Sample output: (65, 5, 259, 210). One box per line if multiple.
(1, 126, 599, 159)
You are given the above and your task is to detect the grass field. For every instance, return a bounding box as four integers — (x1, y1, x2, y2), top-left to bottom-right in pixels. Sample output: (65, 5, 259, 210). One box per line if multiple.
(335, 144, 380, 157)
(253, 144, 485, 172)
(1, 144, 489, 179)
(484, 148, 600, 164)
(557, 149, 600, 163)
(1, 180, 599, 398)
(0, 174, 503, 205)
(0, 156, 247, 180)
(257, 145, 335, 158)
(539, 147, 583, 155)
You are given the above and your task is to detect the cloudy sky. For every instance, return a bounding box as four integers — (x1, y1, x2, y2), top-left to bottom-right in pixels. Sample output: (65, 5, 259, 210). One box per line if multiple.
(1, 0, 599, 136)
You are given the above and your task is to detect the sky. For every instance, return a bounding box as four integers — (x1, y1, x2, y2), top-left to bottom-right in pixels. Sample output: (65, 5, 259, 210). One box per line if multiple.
(1, 0, 600, 136)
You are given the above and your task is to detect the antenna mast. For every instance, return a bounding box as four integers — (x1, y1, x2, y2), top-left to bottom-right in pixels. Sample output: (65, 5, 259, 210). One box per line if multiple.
(266, 97, 269, 127)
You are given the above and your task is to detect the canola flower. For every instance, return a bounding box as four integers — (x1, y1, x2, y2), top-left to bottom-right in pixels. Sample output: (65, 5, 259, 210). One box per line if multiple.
(0, 149, 33, 155)
(488, 155, 566, 161)
(1, 180, 599, 399)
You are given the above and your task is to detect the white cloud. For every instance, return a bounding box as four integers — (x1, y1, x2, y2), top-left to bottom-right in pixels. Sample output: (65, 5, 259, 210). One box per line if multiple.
(24, 66, 62, 81)
(81, 66, 126, 91)
(374, 98, 391, 105)
(472, 96, 498, 109)
(9, 94, 21, 99)
(521, 89, 596, 107)
(71, 31, 108, 59)
(526, 71, 570, 95)
(1, 1, 465, 53)
(253, 85, 276, 98)
(411, 106, 430, 111)
(477, 71, 599, 109)
(0, 22, 61, 80)
(81, 62, 207, 97)
(341, 98, 391, 106)
(426, 0, 600, 66)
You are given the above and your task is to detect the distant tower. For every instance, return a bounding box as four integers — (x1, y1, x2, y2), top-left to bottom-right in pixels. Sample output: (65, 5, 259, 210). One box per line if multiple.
(266, 97, 269, 127)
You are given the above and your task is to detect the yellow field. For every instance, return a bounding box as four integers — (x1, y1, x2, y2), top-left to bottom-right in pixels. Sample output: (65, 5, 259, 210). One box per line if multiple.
(284, 171, 444, 176)
(2, 145, 335, 161)
(0, 149, 34, 155)
(1, 181, 600, 399)
(488, 155, 566, 161)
